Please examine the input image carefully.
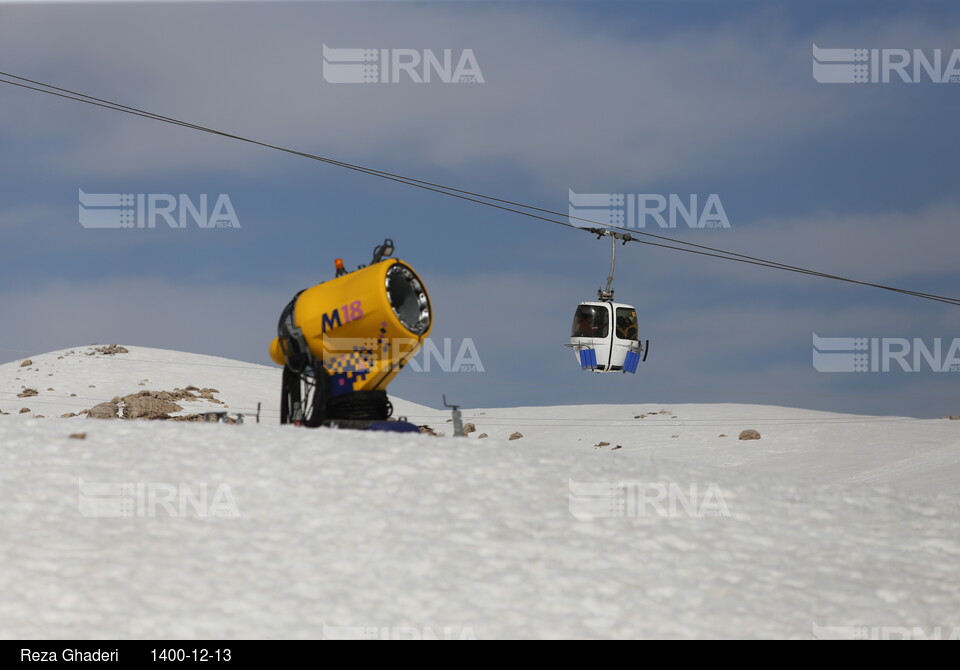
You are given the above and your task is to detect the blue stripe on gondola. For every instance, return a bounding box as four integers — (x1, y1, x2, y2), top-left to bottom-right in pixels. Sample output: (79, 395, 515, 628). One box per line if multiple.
(579, 348, 597, 369)
(623, 350, 640, 374)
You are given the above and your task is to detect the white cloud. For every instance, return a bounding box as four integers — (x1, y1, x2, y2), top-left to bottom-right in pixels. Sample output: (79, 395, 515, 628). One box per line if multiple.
(0, 278, 285, 367)
(627, 200, 960, 289)
(0, 202, 66, 232)
(0, 4, 949, 189)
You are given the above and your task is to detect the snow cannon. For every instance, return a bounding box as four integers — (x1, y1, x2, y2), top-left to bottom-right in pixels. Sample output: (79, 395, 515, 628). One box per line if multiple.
(270, 239, 432, 429)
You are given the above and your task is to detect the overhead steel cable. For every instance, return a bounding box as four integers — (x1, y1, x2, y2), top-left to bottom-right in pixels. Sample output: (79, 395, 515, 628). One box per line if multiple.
(1, 70, 958, 306)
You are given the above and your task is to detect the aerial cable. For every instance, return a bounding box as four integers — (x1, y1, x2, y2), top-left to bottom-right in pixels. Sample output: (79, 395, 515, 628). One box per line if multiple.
(1, 71, 957, 306)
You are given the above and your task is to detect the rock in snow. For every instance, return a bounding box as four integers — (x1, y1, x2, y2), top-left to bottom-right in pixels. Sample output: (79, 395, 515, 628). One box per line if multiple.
(86, 402, 119, 420)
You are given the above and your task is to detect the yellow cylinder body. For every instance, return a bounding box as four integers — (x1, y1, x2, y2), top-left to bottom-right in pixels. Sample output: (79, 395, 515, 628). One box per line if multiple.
(269, 258, 432, 395)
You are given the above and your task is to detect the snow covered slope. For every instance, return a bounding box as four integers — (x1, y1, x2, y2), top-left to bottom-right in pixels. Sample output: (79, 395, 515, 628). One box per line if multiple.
(0, 345, 431, 423)
(0, 345, 281, 421)
(432, 403, 960, 496)
(1, 347, 959, 639)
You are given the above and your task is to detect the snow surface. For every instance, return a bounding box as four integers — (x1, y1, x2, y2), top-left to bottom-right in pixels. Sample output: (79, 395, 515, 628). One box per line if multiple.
(1, 346, 959, 639)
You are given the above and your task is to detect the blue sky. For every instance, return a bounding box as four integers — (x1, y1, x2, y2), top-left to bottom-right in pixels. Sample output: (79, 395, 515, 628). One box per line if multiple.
(0, 0, 958, 417)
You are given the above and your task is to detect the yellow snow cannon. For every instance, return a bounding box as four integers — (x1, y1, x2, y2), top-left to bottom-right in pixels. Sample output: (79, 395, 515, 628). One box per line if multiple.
(270, 239, 432, 428)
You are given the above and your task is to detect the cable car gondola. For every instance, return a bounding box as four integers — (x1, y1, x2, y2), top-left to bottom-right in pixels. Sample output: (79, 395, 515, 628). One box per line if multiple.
(567, 229, 648, 373)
